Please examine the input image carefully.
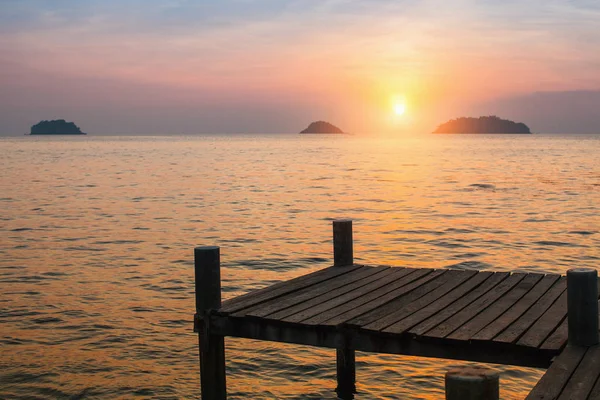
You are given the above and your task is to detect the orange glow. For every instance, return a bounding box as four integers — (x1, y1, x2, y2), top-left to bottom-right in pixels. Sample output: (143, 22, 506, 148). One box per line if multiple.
(394, 103, 406, 116)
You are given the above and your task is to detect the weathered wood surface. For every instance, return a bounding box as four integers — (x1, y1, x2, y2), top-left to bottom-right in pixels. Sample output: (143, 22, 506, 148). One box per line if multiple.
(472, 275, 560, 342)
(526, 344, 600, 400)
(220, 264, 362, 313)
(408, 272, 509, 336)
(494, 277, 566, 344)
(210, 265, 600, 369)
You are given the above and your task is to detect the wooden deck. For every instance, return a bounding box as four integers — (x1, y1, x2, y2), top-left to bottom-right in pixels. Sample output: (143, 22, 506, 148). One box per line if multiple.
(208, 265, 580, 368)
(193, 220, 600, 399)
(527, 344, 600, 400)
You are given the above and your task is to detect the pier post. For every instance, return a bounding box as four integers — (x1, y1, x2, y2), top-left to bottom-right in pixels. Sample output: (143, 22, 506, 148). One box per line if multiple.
(445, 366, 499, 400)
(333, 219, 353, 267)
(567, 268, 599, 346)
(336, 345, 356, 399)
(195, 246, 226, 400)
(333, 219, 356, 399)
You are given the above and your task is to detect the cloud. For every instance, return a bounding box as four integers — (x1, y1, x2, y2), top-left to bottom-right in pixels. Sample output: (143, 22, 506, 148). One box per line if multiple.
(1, 0, 599, 134)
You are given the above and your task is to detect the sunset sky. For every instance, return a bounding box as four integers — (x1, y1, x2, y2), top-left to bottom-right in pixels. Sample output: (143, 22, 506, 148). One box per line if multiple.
(1, 0, 599, 134)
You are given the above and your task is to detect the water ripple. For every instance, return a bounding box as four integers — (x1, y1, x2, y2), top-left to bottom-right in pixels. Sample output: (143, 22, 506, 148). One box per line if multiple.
(1, 134, 598, 399)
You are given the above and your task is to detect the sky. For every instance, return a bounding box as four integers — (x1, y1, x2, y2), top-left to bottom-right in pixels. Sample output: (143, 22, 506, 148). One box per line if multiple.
(1, 0, 600, 135)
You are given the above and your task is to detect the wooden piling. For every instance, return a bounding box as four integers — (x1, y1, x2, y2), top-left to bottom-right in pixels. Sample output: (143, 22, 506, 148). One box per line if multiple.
(445, 366, 499, 400)
(195, 246, 226, 400)
(333, 219, 356, 399)
(336, 347, 356, 399)
(191, 223, 598, 399)
(567, 268, 599, 346)
(333, 219, 353, 267)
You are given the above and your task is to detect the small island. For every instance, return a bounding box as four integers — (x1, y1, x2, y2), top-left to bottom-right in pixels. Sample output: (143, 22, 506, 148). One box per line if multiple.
(433, 116, 531, 134)
(300, 121, 345, 134)
(30, 119, 86, 135)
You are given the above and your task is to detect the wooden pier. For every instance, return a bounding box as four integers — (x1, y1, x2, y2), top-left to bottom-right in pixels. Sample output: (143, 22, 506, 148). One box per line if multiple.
(193, 220, 600, 399)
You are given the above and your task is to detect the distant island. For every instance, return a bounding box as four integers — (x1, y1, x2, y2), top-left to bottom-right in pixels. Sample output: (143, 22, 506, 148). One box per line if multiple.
(433, 116, 531, 134)
(300, 121, 345, 134)
(30, 119, 86, 135)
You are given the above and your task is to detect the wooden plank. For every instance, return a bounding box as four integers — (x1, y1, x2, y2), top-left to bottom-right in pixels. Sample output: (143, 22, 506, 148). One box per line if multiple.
(540, 317, 568, 351)
(309, 268, 437, 326)
(345, 269, 449, 328)
(266, 266, 400, 321)
(587, 351, 600, 400)
(305, 268, 440, 326)
(448, 273, 543, 341)
(363, 270, 477, 331)
(557, 345, 600, 400)
(353, 269, 460, 330)
(220, 264, 362, 313)
(410, 272, 509, 336)
(423, 273, 525, 339)
(239, 266, 388, 318)
(280, 267, 415, 323)
(385, 271, 493, 335)
(472, 274, 560, 341)
(518, 290, 567, 349)
(525, 345, 586, 400)
(494, 277, 566, 344)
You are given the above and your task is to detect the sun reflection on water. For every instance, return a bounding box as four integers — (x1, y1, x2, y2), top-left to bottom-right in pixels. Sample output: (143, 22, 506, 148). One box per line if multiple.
(0, 134, 598, 398)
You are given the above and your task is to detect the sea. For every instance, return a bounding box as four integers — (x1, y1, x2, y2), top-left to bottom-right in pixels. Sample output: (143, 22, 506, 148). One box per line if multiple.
(1, 133, 599, 399)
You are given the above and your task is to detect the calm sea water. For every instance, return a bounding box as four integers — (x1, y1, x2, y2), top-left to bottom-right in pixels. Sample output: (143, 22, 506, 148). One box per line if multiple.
(1, 134, 599, 399)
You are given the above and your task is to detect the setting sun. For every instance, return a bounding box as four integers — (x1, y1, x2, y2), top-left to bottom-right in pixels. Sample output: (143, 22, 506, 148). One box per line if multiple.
(394, 103, 406, 116)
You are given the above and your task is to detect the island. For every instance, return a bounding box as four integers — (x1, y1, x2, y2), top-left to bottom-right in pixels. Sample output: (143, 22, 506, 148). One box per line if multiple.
(300, 121, 345, 134)
(433, 116, 531, 134)
(30, 119, 86, 135)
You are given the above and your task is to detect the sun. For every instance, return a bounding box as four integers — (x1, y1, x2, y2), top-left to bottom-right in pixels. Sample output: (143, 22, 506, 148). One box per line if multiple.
(394, 103, 406, 116)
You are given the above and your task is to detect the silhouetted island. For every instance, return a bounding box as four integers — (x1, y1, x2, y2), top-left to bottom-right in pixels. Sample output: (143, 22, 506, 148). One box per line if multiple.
(300, 121, 345, 134)
(433, 116, 531, 134)
(30, 119, 86, 135)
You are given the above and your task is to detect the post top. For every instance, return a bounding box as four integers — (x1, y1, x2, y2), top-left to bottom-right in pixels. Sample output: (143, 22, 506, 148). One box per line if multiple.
(333, 219, 353, 223)
(195, 246, 220, 251)
(567, 268, 598, 275)
(446, 366, 498, 379)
